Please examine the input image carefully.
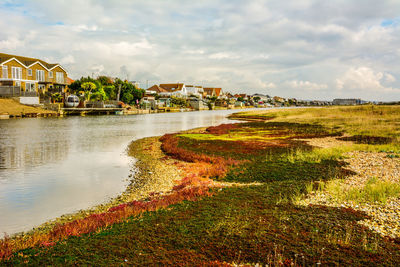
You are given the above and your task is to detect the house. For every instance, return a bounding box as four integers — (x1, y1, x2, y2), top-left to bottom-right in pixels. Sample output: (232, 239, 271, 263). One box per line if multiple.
(146, 83, 188, 97)
(332, 98, 363, 105)
(185, 85, 204, 98)
(146, 84, 170, 95)
(251, 93, 271, 102)
(203, 87, 223, 98)
(234, 94, 248, 100)
(0, 52, 69, 94)
(159, 83, 187, 97)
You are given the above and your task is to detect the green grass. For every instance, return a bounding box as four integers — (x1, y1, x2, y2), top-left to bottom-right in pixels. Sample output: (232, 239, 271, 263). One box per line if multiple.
(307, 177, 400, 204)
(3, 110, 400, 265)
(5, 184, 400, 266)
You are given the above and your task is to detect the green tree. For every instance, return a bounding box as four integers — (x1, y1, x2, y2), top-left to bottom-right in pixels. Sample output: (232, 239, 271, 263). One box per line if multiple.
(97, 76, 113, 86)
(81, 82, 97, 100)
(103, 85, 117, 100)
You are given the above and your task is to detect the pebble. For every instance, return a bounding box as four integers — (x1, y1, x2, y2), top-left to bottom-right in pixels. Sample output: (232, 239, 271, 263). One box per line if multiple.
(299, 146, 400, 239)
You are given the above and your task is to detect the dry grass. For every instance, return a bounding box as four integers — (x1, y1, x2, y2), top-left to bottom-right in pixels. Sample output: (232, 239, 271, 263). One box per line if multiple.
(232, 105, 400, 142)
(0, 99, 55, 116)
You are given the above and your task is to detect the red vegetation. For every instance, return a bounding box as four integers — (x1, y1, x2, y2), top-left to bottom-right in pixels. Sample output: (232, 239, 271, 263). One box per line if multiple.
(0, 174, 213, 260)
(160, 133, 242, 179)
(206, 123, 242, 135)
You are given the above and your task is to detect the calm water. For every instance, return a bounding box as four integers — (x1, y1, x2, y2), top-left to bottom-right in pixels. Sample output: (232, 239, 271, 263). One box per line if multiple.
(0, 109, 247, 236)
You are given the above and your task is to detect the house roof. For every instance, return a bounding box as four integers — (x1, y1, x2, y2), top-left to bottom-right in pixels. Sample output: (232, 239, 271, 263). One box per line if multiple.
(0, 52, 67, 73)
(66, 77, 74, 85)
(159, 83, 184, 92)
(204, 87, 222, 97)
(203, 88, 214, 96)
(147, 84, 169, 93)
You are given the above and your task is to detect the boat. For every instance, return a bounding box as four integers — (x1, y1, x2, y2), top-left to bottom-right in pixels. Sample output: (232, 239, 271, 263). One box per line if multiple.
(64, 95, 80, 108)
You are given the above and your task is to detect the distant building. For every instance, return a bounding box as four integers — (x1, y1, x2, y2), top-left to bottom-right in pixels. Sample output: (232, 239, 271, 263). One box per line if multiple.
(203, 87, 223, 98)
(332, 98, 363, 105)
(185, 85, 204, 98)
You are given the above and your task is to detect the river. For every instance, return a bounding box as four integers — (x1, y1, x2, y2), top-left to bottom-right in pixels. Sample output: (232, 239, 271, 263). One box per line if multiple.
(0, 109, 249, 237)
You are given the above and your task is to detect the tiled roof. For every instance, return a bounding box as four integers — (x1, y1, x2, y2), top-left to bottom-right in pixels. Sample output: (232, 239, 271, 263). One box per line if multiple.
(0, 52, 60, 69)
(204, 87, 222, 97)
(147, 84, 169, 93)
(159, 83, 184, 92)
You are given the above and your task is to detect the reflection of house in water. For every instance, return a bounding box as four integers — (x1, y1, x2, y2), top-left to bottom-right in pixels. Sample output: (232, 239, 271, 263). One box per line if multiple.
(0, 140, 69, 170)
(0, 122, 69, 171)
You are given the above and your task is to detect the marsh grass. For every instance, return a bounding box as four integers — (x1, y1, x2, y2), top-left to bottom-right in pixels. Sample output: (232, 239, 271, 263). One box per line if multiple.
(305, 177, 400, 204)
(231, 105, 400, 142)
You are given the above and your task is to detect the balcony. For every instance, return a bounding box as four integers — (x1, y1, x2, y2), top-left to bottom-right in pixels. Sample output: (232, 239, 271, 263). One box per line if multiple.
(0, 86, 38, 97)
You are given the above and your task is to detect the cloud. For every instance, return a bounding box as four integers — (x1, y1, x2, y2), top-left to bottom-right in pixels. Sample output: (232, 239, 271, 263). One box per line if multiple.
(287, 80, 328, 91)
(0, 0, 399, 101)
(335, 67, 399, 92)
(60, 55, 75, 65)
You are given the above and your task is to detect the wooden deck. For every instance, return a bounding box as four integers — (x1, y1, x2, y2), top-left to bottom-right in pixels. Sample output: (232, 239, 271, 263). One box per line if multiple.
(61, 108, 124, 116)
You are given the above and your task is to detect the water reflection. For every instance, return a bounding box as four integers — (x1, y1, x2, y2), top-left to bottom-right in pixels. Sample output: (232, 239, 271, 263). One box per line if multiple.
(0, 109, 246, 236)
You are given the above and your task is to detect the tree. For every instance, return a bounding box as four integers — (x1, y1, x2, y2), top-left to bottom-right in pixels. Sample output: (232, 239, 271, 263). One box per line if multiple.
(170, 96, 186, 107)
(81, 82, 97, 100)
(103, 85, 117, 100)
(253, 96, 261, 102)
(115, 79, 145, 105)
(97, 76, 113, 86)
(237, 96, 244, 102)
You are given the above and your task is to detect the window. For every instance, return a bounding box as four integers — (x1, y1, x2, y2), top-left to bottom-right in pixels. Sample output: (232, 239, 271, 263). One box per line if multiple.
(26, 82, 35, 92)
(56, 72, 64, 83)
(28, 69, 32, 76)
(36, 70, 45, 81)
(2, 65, 7, 78)
(48, 71, 53, 78)
(11, 67, 22, 79)
(15, 81, 21, 87)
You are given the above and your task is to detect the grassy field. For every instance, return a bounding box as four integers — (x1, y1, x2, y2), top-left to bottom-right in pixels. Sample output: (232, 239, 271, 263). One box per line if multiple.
(230, 105, 400, 142)
(2, 105, 400, 265)
(0, 99, 55, 116)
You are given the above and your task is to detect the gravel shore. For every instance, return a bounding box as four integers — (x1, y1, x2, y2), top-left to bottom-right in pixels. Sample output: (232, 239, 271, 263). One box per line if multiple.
(299, 137, 400, 239)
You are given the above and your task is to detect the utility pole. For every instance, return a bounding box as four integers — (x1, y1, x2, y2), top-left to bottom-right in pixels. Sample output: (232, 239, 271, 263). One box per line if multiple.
(117, 84, 122, 101)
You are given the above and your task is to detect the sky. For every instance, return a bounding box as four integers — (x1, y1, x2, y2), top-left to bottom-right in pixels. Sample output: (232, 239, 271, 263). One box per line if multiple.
(1, 0, 400, 101)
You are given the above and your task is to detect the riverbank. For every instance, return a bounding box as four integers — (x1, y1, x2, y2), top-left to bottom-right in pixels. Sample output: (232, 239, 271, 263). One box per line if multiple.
(0, 99, 56, 118)
(0, 98, 261, 119)
(2, 105, 400, 265)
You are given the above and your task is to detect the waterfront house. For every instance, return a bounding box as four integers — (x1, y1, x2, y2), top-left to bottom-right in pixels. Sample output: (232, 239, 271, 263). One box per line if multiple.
(146, 83, 188, 97)
(185, 85, 204, 99)
(146, 84, 170, 96)
(159, 83, 187, 97)
(0, 52, 69, 95)
(203, 87, 223, 98)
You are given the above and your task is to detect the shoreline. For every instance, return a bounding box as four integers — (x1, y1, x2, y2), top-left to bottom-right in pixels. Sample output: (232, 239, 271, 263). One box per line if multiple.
(5, 136, 185, 240)
(0, 98, 263, 120)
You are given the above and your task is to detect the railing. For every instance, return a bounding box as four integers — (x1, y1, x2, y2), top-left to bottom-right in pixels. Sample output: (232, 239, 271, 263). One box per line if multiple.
(0, 86, 38, 97)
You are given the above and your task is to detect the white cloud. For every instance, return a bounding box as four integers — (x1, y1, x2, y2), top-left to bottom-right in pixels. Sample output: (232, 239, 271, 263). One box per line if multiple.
(385, 73, 396, 83)
(60, 55, 75, 65)
(0, 1, 399, 100)
(209, 52, 240, 60)
(336, 67, 399, 92)
(287, 80, 328, 91)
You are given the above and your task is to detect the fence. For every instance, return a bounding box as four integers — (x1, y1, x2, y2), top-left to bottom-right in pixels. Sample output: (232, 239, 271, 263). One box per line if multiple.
(0, 86, 38, 97)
